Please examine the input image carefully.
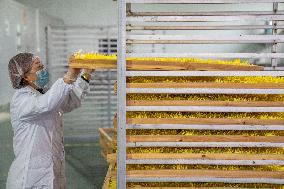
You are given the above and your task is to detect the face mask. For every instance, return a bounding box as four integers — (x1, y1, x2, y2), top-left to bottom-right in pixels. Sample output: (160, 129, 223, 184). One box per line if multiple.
(34, 69, 49, 88)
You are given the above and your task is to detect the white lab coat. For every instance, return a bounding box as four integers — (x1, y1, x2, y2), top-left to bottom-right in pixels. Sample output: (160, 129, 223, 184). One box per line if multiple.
(6, 77, 89, 189)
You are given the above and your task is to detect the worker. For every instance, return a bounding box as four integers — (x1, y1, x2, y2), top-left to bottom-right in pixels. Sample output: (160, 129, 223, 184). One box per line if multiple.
(6, 52, 92, 189)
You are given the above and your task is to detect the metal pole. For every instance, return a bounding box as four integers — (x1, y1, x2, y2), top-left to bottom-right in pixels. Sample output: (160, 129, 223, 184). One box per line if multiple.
(126, 3, 132, 54)
(35, 9, 40, 53)
(63, 26, 68, 75)
(271, 2, 278, 69)
(107, 28, 112, 128)
(151, 30, 155, 53)
(107, 27, 111, 54)
(107, 69, 112, 127)
(117, 0, 127, 188)
(162, 30, 166, 53)
(45, 25, 51, 87)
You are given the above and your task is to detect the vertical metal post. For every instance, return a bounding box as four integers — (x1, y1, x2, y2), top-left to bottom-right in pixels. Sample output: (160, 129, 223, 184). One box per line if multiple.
(271, 2, 278, 69)
(63, 26, 68, 72)
(107, 26, 111, 55)
(107, 69, 112, 128)
(117, 0, 127, 188)
(35, 9, 40, 53)
(45, 26, 50, 71)
(151, 30, 155, 53)
(162, 30, 166, 53)
(126, 3, 132, 54)
(45, 25, 51, 87)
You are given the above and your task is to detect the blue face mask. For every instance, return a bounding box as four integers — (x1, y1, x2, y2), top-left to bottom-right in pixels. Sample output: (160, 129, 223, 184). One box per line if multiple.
(35, 69, 49, 88)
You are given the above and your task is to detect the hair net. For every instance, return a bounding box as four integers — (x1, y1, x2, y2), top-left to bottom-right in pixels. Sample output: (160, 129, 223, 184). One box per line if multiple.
(8, 53, 34, 89)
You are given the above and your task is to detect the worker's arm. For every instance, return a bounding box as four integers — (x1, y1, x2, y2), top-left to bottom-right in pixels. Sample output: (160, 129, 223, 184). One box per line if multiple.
(16, 67, 82, 121)
(16, 78, 73, 121)
(60, 72, 91, 113)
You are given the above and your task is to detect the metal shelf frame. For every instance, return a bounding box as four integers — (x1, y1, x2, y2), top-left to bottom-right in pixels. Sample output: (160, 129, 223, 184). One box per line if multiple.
(117, 0, 284, 188)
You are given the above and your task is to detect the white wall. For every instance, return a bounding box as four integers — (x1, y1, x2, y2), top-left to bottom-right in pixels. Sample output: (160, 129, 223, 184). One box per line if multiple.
(15, 1, 284, 27)
(0, 0, 63, 106)
(15, 0, 118, 26)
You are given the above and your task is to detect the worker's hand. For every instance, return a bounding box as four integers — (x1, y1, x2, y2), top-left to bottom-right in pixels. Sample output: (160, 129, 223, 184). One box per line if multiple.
(69, 67, 81, 77)
(63, 67, 81, 84)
